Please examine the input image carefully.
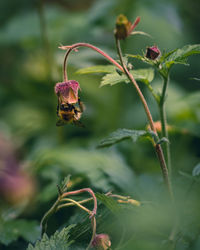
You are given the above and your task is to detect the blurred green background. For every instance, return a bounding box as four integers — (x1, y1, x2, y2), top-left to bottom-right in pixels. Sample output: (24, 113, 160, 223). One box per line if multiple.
(0, 0, 200, 249)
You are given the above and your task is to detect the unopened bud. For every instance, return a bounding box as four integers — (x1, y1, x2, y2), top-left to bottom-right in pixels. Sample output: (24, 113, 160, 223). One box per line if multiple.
(115, 14, 140, 40)
(91, 234, 111, 250)
(145, 46, 161, 60)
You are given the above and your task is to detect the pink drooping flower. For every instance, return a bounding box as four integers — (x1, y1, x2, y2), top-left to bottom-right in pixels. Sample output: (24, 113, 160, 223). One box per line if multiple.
(91, 234, 111, 250)
(0, 133, 35, 204)
(54, 80, 80, 104)
(145, 46, 161, 60)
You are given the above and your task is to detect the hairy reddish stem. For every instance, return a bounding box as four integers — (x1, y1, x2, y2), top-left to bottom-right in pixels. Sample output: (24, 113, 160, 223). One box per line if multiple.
(115, 38, 173, 201)
(87, 216, 97, 250)
(59, 43, 124, 81)
(62, 188, 97, 217)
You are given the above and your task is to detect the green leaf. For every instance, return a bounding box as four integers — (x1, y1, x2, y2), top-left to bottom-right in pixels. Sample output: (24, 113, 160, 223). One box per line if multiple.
(60, 175, 71, 194)
(159, 49, 178, 62)
(33, 148, 136, 193)
(96, 193, 140, 215)
(126, 54, 157, 67)
(192, 163, 200, 177)
(27, 225, 75, 250)
(0, 219, 40, 246)
(98, 128, 147, 148)
(100, 68, 154, 87)
(131, 68, 155, 83)
(76, 65, 116, 74)
(1, 203, 27, 221)
(96, 193, 121, 214)
(164, 44, 200, 69)
(100, 72, 126, 86)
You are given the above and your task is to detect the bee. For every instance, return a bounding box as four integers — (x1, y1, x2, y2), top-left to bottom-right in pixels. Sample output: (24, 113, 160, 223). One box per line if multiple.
(56, 97, 85, 127)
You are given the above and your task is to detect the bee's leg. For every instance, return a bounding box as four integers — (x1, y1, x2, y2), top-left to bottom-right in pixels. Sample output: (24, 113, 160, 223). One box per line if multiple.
(68, 103, 74, 111)
(56, 97, 60, 117)
(78, 97, 85, 112)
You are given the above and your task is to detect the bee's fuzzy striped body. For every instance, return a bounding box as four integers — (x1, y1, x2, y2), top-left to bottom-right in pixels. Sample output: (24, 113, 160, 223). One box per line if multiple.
(56, 99, 84, 127)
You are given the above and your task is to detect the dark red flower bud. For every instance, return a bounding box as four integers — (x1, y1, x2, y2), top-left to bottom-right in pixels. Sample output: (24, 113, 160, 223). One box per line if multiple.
(91, 234, 111, 250)
(54, 80, 80, 104)
(145, 46, 161, 60)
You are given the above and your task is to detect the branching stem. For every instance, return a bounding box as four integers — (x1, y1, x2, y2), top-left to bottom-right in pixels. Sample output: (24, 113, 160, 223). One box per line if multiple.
(115, 38, 173, 200)
(40, 196, 62, 235)
(57, 198, 92, 215)
(62, 188, 97, 217)
(59, 41, 173, 199)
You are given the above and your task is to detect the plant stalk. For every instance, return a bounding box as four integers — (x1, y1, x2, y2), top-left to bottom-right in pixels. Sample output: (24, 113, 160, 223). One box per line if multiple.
(60, 40, 173, 200)
(57, 198, 92, 215)
(115, 38, 173, 200)
(40, 196, 62, 235)
(86, 216, 97, 250)
(159, 74, 172, 175)
(59, 43, 124, 82)
(61, 188, 97, 217)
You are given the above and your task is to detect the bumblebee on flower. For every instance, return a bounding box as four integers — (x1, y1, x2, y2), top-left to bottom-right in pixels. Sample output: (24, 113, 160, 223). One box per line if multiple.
(54, 80, 84, 127)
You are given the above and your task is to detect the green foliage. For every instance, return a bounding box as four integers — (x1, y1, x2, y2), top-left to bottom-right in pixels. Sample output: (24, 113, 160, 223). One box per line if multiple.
(33, 147, 136, 193)
(59, 175, 71, 194)
(76, 65, 116, 74)
(96, 193, 121, 214)
(192, 163, 200, 177)
(128, 44, 200, 73)
(0, 219, 40, 246)
(27, 225, 75, 250)
(76, 64, 154, 87)
(164, 86, 200, 136)
(97, 128, 148, 148)
(101, 68, 155, 87)
(1, 1, 200, 250)
(163, 44, 200, 69)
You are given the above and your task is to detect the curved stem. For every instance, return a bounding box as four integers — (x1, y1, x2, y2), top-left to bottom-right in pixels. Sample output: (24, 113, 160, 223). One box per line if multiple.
(115, 38, 173, 200)
(57, 198, 92, 215)
(60, 197, 93, 207)
(159, 75, 172, 175)
(62, 188, 97, 217)
(115, 39, 156, 133)
(59, 43, 124, 82)
(40, 196, 62, 235)
(87, 216, 97, 250)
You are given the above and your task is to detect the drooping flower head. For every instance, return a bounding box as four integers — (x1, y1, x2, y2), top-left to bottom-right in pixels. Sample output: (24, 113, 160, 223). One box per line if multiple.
(91, 234, 111, 250)
(145, 46, 161, 60)
(54, 80, 80, 104)
(115, 14, 140, 40)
